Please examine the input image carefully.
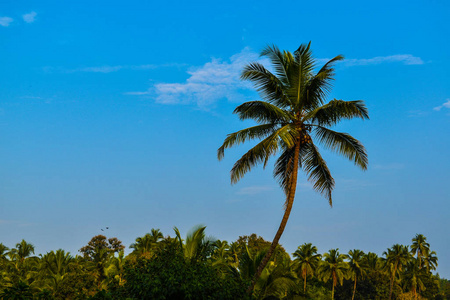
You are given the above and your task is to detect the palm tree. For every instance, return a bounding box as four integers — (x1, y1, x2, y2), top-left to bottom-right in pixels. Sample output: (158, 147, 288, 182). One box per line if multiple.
(347, 249, 366, 300)
(218, 42, 369, 292)
(403, 258, 427, 300)
(130, 228, 164, 258)
(423, 250, 438, 271)
(410, 234, 430, 268)
(317, 249, 348, 300)
(383, 244, 411, 300)
(292, 243, 321, 292)
(173, 225, 216, 263)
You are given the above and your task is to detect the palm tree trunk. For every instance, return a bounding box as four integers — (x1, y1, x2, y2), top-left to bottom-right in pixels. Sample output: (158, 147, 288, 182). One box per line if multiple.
(246, 141, 300, 295)
(389, 266, 397, 300)
(332, 282, 335, 300)
(352, 277, 357, 300)
(304, 274, 307, 292)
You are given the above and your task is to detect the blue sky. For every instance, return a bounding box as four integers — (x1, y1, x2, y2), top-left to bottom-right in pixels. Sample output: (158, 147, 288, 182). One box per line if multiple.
(1, 0, 449, 277)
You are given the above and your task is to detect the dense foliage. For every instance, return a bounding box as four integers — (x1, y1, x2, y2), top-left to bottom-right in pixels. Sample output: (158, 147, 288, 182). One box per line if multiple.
(0, 230, 447, 299)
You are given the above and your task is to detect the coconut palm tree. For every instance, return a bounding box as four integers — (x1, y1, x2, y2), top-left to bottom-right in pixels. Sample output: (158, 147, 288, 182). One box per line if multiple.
(411, 234, 430, 268)
(423, 250, 438, 271)
(317, 249, 348, 300)
(218, 42, 369, 292)
(173, 225, 216, 263)
(403, 258, 428, 300)
(347, 249, 366, 300)
(293, 243, 321, 292)
(130, 228, 164, 258)
(383, 244, 411, 300)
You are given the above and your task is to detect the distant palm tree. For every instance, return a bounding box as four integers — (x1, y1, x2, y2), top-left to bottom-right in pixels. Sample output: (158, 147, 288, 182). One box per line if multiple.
(347, 249, 366, 300)
(423, 250, 438, 271)
(317, 249, 348, 300)
(403, 258, 427, 300)
(218, 42, 369, 293)
(410, 234, 430, 268)
(173, 225, 216, 263)
(364, 252, 381, 272)
(130, 228, 164, 257)
(293, 243, 321, 292)
(40, 249, 74, 292)
(383, 244, 411, 300)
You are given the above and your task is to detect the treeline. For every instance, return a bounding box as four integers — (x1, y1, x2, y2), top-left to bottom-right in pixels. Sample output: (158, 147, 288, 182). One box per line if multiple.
(0, 227, 449, 299)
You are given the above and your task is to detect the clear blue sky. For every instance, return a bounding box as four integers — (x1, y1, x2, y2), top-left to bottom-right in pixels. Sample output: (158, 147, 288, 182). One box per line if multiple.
(1, 0, 449, 277)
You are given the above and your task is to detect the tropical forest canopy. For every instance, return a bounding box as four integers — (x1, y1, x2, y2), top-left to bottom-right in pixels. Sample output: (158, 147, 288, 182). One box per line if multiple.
(0, 228, 448, 300)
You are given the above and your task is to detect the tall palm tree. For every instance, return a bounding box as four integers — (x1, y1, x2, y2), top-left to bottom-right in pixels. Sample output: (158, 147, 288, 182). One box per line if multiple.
(317, 249, 348, 300)
(383, 244, 411, 300)
(410, 234, 430, 268)
(292, 243, 321, 292)
(218, 42, 369, 292)
(347, 249, 366, 300)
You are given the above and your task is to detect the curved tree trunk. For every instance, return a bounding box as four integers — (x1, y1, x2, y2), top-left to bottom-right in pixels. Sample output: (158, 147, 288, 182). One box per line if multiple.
(389, 266, 397, 300)
(246, 141, 300, 295)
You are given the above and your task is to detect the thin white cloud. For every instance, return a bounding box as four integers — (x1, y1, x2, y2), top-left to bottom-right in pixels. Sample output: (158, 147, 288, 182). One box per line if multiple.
(433, 99, 450, 111)
(43, 63, 183, 74)
(127, 48, 264, 107)
(236, 185, 274, 195)
(0, 16, 13, 27)
(318, 54, 424, 66)
(126, 49, 424, 108)
(373, 163, 405, 170)
(23, 11, 37, 23)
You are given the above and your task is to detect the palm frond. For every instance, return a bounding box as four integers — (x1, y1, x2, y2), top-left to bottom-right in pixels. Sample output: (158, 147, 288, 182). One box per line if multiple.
(230, 125, 295, 184)
(233, 100, 291, 124)
(305, 99, 369, 125)
(301, 55, 344, 111)
(241, 62, 291, 108)
(313, 126, 368, 170)
(302, 143, 335, 206)
(260, 45, 290, 86)
(217, 123, 278, 160)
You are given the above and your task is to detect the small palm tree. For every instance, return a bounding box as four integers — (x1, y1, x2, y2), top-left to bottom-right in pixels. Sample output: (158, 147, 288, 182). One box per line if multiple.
(383, 244, 411, 300)
(317, 249, 348, 300)
(292, 243, 321, 292)
(173, 225, 216, 263)
(347, 249, 366, 300)
(218, 42, 369, 293)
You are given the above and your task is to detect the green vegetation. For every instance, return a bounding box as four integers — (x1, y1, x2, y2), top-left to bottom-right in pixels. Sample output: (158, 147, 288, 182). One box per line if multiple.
(0, 229, 448, 299)
(218, 42, 369, 291)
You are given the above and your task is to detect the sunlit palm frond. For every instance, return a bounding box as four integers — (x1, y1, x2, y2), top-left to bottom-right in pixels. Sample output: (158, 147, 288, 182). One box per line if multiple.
(314, 126, 368, 170)
(218, 124, 278, 160)
(230, 125, 295, 184)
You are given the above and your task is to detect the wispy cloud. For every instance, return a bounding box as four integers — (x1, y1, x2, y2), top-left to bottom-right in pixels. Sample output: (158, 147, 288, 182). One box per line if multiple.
(126, 48, 265, 107)
(236, 185, 274, 195)
(44, 63, 184, 74)
(0, 16, 13, 27)
(22, 11, 37, 23)
(373, 163, 405, 170)
(344, 54, 424, 66)
(433, 99, 450, 111)
(126, 49, 424, 108)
